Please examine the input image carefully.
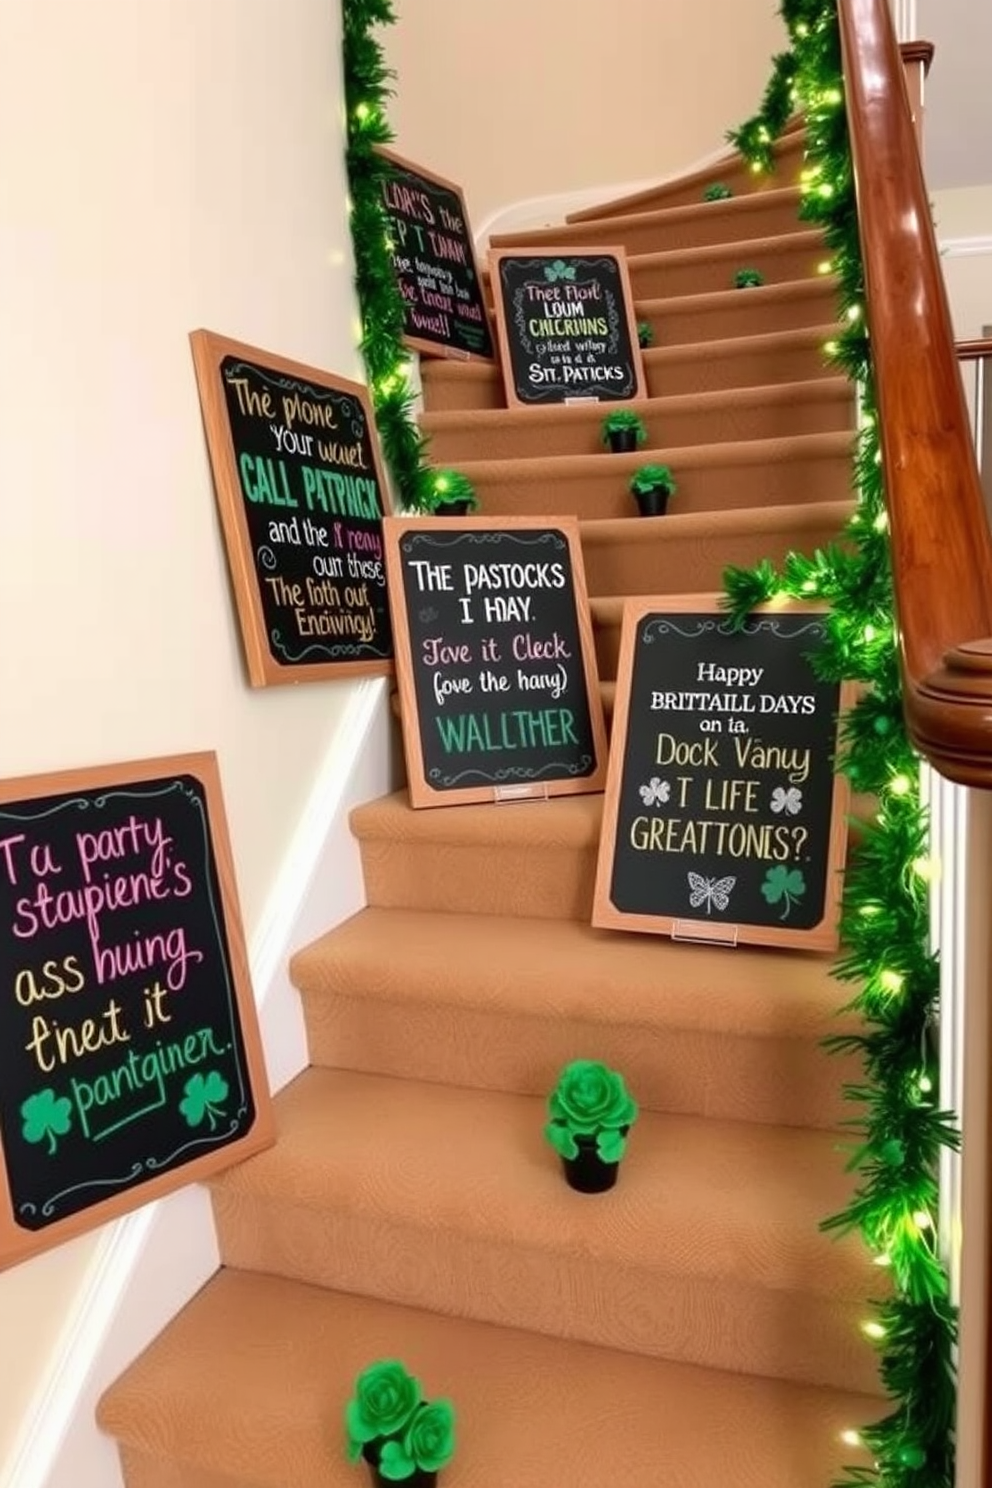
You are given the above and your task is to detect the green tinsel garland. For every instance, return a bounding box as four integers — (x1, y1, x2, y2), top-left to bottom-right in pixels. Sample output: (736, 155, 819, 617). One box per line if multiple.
(726, 4, 958, 1486)
(343, 0, 432, 510)
(341, 1, 958, 1481)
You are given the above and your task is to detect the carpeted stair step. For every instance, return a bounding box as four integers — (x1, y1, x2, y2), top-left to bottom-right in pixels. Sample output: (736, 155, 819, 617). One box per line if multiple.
(419, 324, 837, 414)
(568, 122, 807, 220)
(97, 1268, 878, 1488)
(647, 323, 838, 398)
(292, 905, 861, 1130)
(446, 430, 854, 522)
(351, 790, 601, 920)
(421, 379, 853, 463)
(491, 186, 805, 258)
(209, 1069, 880, 1393)
(578, 500, 853, 597)
(475, 229, 827, 313)
(641, 276, 841, 347)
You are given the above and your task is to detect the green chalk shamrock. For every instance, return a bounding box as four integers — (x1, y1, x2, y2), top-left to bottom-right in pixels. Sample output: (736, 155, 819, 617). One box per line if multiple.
(761, 865, 807, 919)
(179, 1071, 230, 1131)
(21, 1089, 73, 1155)
(543, 259, 576, 283)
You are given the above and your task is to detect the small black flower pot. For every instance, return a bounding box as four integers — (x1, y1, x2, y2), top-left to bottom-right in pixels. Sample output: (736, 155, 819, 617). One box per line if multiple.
(632, 487, 672, 518)
(561, 1135, 621, 1194)
(432, 499, 472, 517)
(606, 428, 639, 453)
(362, 1443, 437, 1488)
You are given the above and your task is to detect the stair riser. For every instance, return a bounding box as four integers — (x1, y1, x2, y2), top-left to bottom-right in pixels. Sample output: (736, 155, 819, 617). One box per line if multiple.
(459, 447, 853, 523)
(569, 134, 807, 219)
(422, 386, 853, 463)
(213, 1195, 879, 1396)
(358, 832, 596, 919)
(420, 336, 835, 415)
(492, 193, 803, 258)
(650, 338, 834, 398)
(580, 507, 851, 597)
(301, 990, 860, 1130)
(631, 238, 825, 299)
(648, 285, 838, 347)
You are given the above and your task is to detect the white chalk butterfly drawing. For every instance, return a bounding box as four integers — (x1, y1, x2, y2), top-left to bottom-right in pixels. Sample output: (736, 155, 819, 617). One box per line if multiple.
(770, 786, 803, 815)
(638, 776, 671, 807)
(687, 873, 736, 914)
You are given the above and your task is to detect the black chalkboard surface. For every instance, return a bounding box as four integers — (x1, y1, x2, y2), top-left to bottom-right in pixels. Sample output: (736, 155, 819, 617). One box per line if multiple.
(191, 331, 393, 687)
(593, 599, 850, 951)
(0, 754, 273, 1270)
(377, 148, 494, 362)
(489, 247, 646, 408)
(384, 516, 608, 808)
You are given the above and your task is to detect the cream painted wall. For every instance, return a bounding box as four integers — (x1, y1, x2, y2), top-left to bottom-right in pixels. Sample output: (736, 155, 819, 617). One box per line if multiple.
(0, 0, 358, 1468)
(383, 0, 787, 228)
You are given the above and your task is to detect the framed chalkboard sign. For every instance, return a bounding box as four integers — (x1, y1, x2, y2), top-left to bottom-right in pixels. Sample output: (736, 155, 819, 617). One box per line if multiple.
(593, 598, 851, 951)
(384, 516, 608, 809)
(376, 148, 494, 362)
(0, 753, 273, 1271)
(190, 330, 393, 687)
(489, 247, 645, 408)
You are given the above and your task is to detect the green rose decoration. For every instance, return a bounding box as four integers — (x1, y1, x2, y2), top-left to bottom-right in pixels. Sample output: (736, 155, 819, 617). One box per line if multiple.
(379, 1400, 456, 1480)
(345, 1360, 422, 1461)
(545, 1060, 638, 1163)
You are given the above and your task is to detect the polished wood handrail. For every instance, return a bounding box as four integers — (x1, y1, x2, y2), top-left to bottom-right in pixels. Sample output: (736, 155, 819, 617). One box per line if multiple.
(958, 338, 992, 362)
(839, 0, 992, 788)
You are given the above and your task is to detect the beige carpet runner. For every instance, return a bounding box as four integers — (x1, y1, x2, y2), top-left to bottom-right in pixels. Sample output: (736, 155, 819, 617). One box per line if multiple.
(98, 122, 881, 1487)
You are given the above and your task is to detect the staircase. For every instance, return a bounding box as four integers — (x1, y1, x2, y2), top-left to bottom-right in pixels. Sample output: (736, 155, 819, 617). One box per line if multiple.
(98, 124, 883, 1487)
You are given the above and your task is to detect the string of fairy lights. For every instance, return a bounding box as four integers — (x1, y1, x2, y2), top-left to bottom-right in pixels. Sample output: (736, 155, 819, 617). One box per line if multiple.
(727, 6, 957, 1485)
(342, 1, 958, 1482)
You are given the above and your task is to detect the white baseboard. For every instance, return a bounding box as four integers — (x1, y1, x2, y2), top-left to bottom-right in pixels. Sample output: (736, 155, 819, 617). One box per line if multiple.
(3, 678, 395, 1488)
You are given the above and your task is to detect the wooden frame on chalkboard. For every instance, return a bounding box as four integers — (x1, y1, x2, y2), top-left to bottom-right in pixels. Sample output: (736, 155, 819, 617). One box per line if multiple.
(190, 329, 394, 687)
(383, 514, 608, 809)
(592, 596, 853, 952)
(488, 245, 646, 410)
(0, 752, 274, 1272)
(375, 146, 495, 364)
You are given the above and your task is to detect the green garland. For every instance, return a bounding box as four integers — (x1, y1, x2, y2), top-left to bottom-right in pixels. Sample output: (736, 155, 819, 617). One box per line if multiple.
(342, 1, 957, 1482)
(343, 0, 432, 510)
(726, 5, 957, 1486)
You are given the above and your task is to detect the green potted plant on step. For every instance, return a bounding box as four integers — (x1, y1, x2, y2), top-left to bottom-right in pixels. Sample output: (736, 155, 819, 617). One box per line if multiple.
(545, 1059, 639, 1193)
(346, 1360, 456, 1487)
(733, 267, 765, 289)
(629, 463, 677, 518)
(637, 320, 654, 349)
(424, 469, 479, 517)
(703, 181, 733, 201)
(600, 409, 648, 454)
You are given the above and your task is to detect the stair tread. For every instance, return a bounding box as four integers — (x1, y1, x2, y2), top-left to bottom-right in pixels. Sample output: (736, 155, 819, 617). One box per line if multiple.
(578, 497, 853, 549)
(292, 904, 850, 1041)
(421, 376, 852, 434)
(216, 1067, 870, 1302)
(352, 786, 603, 849)
(451, 428, 853, 483)
(636, 275, 839, 316)
(624, 227, 824, 270)
(490, 185, 804, 251)
(98, 1270, 877, 1488)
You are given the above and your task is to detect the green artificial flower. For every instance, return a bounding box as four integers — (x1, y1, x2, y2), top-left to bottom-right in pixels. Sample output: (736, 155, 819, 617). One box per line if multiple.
(413, 1400, 456, 1473)
(376, 1399, 457, 1480)
(548, 1059, 638, 1137)
(345, 1360, 422, 1460)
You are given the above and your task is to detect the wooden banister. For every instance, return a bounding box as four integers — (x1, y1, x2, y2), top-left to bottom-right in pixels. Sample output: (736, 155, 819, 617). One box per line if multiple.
(958, 338, 992, 362)
(839, 0, 992, 788)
